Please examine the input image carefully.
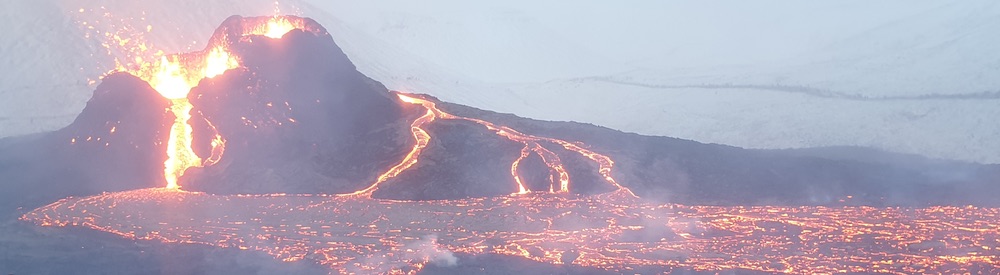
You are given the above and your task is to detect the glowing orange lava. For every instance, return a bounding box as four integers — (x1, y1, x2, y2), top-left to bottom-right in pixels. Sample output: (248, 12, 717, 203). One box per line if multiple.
(346, 93, 632, 198)
(511, 146, 532, 194)
(202, 47, 239, 78)
(24, 189, 1000, 274)
(241, 16, 305, 39)
(341, 98, 436, 198)
(264, 17, 298, 38)
(133, 46, 239, 189)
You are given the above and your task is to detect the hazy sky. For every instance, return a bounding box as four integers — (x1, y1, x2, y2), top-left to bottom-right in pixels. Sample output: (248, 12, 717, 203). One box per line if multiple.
(2, 0, 998, 163)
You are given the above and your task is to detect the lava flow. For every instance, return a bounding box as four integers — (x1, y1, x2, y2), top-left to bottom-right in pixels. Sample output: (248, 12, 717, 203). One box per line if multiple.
(147, 52, 235, 189)
(345, 94, 626, 198)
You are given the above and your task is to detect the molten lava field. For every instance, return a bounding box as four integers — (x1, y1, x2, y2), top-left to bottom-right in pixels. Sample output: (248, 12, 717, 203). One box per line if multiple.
(24, 188, 1000, 274)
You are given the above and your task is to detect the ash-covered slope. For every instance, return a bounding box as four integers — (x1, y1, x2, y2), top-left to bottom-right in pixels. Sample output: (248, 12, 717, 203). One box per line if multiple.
(0, 73, 172, 215)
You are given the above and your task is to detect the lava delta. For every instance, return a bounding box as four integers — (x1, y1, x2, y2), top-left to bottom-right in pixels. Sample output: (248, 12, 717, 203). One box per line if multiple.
(7, 15, 1000, 275)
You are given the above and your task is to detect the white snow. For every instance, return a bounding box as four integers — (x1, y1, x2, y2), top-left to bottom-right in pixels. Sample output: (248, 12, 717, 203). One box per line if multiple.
(1, 0, 998, 163)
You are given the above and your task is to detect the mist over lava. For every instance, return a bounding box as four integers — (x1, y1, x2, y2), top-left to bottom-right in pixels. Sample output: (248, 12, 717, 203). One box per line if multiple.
(1, 12, 999, 275)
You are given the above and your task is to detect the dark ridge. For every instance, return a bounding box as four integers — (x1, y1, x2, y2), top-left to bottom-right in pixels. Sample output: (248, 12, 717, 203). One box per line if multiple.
(0, 73, 171, 216)
(435, 99, 1000, 206)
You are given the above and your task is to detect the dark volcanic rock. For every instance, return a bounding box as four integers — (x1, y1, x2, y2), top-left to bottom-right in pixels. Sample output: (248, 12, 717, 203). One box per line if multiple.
(182, 17, 415, 194)
(0, 73, 171, 215)
(437, 100, 1000, 206)
(54, 73, 174, 190)
(376, 119, 523, 200)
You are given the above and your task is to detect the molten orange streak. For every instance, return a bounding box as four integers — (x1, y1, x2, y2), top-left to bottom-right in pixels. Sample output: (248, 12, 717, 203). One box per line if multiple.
(148, 55, 201, 189)
(357, 93, 630, 196)
(142, 46, 238, 189)
(510, 146, 531, 195)
(439, 114, 572, 193)
(162, 100, 200, 189)
(340, 100, 435, 198)
(526, 141, 569, 193)
(541, 138, 636, 197)
(202, 116, 227, 166)
(511, 146, 531, 194)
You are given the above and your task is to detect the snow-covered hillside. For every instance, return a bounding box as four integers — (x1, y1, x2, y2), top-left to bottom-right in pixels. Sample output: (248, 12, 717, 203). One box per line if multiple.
(1, 0, 998, 163)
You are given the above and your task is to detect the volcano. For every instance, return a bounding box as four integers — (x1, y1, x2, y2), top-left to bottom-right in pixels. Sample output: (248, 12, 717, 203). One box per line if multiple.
(2, 15, 1000, 274)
